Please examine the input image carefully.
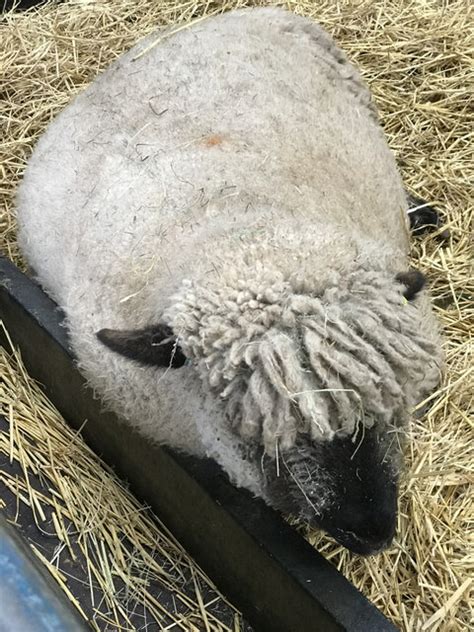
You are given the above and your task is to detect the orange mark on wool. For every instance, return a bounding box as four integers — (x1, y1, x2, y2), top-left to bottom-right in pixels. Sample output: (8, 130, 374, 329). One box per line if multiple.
(202, 134, 226, 147)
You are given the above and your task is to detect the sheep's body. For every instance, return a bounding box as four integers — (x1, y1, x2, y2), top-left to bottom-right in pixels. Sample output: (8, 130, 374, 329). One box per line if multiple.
(17, 8, 442, 551)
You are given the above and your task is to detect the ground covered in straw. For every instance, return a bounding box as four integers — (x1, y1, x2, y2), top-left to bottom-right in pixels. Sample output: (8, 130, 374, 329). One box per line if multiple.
(0, 335, 250, 631)
(1, 1, 473, 631)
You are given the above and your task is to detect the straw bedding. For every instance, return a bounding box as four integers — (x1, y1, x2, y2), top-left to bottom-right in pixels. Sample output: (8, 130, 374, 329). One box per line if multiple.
(0, 333, 248, 631)
(0, 1, 472, 630)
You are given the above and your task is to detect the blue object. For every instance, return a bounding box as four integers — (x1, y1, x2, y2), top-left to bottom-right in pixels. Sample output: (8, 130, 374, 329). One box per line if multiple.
(0, 517, 87, 632)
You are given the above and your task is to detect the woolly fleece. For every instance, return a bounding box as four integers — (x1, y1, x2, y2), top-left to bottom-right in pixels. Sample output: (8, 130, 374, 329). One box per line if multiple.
(17, 8, 442, 497)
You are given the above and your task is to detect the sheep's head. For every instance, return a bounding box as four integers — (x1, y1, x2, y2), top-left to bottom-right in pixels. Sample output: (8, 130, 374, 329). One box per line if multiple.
(97, 265, 442, 554)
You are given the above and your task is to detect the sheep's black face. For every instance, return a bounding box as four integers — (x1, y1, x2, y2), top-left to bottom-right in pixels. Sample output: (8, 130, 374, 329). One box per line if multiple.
(263, 427, 401, 555)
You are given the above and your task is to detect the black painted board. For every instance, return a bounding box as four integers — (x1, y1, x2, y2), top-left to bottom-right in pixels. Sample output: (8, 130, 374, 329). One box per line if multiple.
(2, 0, 50, 13)
(0, 256, 398, 632)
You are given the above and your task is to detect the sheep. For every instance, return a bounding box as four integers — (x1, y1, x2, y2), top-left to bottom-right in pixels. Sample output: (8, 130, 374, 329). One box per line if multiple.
(17, 7, 443, 555)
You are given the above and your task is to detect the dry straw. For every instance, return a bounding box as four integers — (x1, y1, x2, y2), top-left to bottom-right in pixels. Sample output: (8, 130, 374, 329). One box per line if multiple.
(1, 1, 473, 631)
(0, 328, 246, 630)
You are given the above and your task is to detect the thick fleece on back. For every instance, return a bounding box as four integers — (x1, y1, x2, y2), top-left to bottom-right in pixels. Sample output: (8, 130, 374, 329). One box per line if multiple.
(17, 8, 442, 497)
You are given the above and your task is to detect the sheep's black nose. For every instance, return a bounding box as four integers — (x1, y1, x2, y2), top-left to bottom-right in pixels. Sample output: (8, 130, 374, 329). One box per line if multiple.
(311, 430, 400, 555)
(314, 465, 399, 555)
(330, 505, 397, 556)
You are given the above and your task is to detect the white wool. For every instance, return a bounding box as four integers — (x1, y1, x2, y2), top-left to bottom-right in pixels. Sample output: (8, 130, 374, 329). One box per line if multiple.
(16, 8, 442, 496)
(166, 262, 441, 454)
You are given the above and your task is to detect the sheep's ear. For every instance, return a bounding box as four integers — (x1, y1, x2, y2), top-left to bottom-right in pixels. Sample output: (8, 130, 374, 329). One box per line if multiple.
(96, 324, 186, 368)
(395, 270, 426, 301)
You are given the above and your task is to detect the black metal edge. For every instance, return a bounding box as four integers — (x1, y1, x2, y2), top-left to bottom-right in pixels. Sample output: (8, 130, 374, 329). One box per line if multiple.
(0, 513, 89, 631)
(0, 256, 398, 632)
(1, 0, 50, 13)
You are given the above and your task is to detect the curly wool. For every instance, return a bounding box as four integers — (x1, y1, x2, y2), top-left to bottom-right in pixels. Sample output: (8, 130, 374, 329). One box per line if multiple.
(167, 269, 442, 453)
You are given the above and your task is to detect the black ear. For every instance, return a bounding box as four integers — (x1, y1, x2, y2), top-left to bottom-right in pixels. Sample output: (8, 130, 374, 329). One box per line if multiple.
(395, 270, 426, 301)
(96, 324, 186, 368)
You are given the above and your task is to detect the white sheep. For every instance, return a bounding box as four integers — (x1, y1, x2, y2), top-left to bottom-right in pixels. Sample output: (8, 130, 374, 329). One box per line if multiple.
(17, 7, 443, 554)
